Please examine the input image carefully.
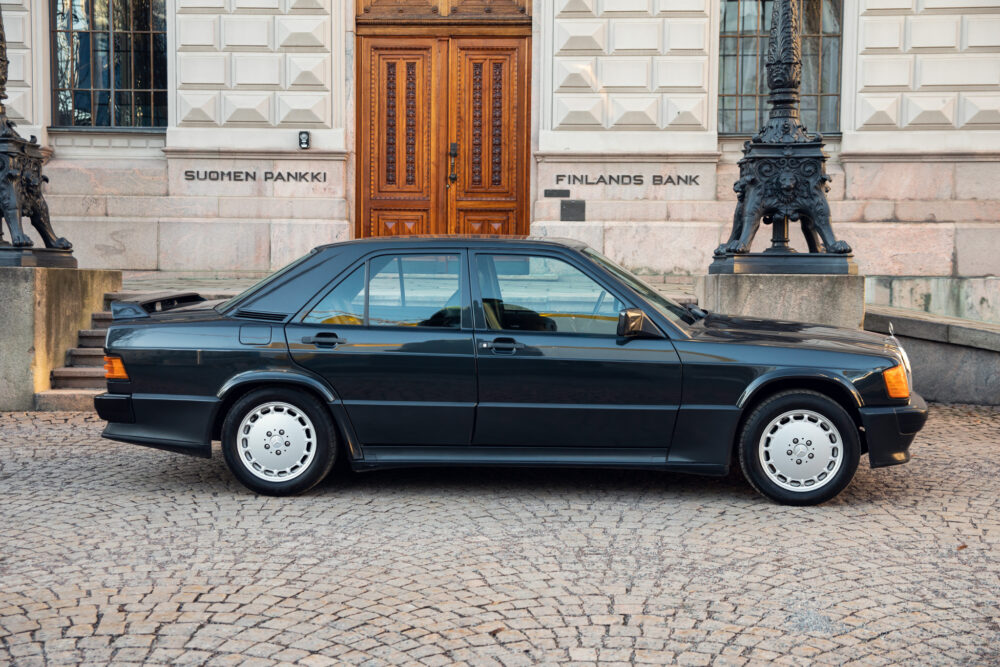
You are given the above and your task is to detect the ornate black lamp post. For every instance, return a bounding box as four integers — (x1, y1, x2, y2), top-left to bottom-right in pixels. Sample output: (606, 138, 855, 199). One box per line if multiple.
(710, 0, 854, 275)
(0, 10, 74, 267)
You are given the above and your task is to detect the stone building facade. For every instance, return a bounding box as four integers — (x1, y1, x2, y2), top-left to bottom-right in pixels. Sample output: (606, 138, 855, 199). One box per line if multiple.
(4, 0, 999, 317)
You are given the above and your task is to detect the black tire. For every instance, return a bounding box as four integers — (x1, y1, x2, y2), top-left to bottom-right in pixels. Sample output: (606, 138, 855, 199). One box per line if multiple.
(738, 390, 860, 506)
(222, 387, 337, 496)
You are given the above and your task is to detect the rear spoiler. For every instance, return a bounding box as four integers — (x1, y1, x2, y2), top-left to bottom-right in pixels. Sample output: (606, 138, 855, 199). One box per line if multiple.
(110, 292, 207, 320)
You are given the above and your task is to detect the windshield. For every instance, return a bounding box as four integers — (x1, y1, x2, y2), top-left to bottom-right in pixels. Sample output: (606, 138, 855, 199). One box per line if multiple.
(582, 248, 697, 327)
(215, 251, 316, 314)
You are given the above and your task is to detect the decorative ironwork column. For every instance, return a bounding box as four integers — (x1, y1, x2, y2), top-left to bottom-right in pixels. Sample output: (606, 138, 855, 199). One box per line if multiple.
(710, 0, 854, 275)
(0, 11, 75, 268)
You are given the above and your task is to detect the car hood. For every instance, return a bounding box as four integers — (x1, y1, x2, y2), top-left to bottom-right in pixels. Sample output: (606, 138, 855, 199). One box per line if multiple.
(689, 312, 896, 356)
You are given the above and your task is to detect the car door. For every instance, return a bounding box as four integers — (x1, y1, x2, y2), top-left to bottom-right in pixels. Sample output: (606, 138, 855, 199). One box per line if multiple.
(471, 250, 683, 448)
(286, 251, 476, 446)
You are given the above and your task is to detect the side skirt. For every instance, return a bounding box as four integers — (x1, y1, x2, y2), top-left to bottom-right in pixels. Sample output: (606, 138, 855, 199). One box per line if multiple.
(352, 446, 728, 476)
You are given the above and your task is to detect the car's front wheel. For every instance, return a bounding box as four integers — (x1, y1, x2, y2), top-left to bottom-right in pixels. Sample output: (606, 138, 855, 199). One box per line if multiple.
(738, 390, 860, 505)
(222, 387, 337, 496)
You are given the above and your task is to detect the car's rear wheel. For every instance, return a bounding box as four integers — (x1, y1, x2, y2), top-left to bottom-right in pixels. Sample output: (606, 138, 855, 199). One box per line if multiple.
(222, 387, 337, 496)
(738, 390, 860, 505)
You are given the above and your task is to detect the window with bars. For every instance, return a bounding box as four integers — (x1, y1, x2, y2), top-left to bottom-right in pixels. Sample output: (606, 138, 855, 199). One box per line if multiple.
(51, 0, 167, 128)
(719, 0, 843, 135)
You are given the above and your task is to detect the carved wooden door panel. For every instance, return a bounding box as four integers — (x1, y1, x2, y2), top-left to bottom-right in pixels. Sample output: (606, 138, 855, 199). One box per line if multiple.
(358, 35, 529, 237)
(448, 38, 528, 235)
(358, 37, 447, 237)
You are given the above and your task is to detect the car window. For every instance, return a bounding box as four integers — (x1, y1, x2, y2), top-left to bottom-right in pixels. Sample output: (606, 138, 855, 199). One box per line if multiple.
(303, 265, 365, 325)
(477, 254, 623, 335)
(368, 254, 462, 328)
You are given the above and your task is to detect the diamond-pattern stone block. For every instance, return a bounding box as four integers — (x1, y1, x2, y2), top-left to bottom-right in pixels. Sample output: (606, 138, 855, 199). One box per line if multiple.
(222, 17, 272, 49)
(598, 57, 650, 89)
(222, 93, 272, 123)
(554, 96, 605, 128)
(857, 94, 901, 128)
(666, 19, 707, 52)
(610, 96, 659, 127)
(556, 0, 597, 15)
(233, 54, 282, 87)
(653, 56, 706, 90)
(555, 21, 607, 53)
(903, 93, 957, 127)
(908, 17, 958, 49)
(554, 58, 598, 91)
(4, 89, 29, 121)
(960, 94, 1000, 126)
(177, 16, 219, 49)
(178, 92, 219, 123)
(288, 55, 330, 87)
(276, 17, 329, 48)
(663, 94, 705, 127)
(862, 18, 903, 51)
(276, 94, 329, 125)
(178, 54, 228, 86)
(611, 20, 661, 53)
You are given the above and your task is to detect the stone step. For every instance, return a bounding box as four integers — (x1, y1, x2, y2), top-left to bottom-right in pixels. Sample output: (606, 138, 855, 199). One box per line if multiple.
(69, 348, 105, 367)
(92, 311, 112, 329)
(34, 389, 102, 412)
(78, 330, 107, 348)
(51, 367, 105, 390)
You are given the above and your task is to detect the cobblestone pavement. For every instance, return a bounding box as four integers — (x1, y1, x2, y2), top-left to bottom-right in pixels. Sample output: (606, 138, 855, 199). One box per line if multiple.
(1, 405, 998, 666)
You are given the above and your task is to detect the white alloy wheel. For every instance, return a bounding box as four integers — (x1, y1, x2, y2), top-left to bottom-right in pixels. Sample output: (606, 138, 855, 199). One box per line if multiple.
(757, 409, 844, 492)
(236, 401, 317, 482)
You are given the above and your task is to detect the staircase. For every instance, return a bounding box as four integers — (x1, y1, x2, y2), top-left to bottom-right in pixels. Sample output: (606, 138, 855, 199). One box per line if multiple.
(34, 307, 113, 411)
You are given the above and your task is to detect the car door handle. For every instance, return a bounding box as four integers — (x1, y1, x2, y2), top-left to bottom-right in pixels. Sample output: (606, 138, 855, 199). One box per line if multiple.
(485, 337, 525, 354)
(302, 332, 347, 347)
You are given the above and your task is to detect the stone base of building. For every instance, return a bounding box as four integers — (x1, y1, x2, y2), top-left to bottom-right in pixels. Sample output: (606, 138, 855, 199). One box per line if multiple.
(0, 267, 121, 410)
(696, 273, 866, 330)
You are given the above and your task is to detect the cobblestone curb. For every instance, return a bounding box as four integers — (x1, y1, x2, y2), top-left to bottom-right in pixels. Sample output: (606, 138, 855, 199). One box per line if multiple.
(1, 405, 998, 665)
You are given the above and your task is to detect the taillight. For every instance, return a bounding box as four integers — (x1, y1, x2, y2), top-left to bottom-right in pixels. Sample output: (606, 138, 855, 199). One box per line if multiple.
(882, 364, 909, 399)
(103, 355, 129, 380)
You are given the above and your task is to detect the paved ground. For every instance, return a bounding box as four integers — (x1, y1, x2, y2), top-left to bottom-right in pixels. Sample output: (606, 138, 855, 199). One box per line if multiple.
(1, 405, 998, 666)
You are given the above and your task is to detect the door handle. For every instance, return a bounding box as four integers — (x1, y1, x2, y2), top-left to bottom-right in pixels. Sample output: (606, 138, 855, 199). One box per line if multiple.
(302, 332, 347, 347)
(486, 337, 525, 354)
(447, 142, 458, 187)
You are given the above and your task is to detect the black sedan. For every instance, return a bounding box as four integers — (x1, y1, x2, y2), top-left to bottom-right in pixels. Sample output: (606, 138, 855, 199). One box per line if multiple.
(95, 237, 927, 505)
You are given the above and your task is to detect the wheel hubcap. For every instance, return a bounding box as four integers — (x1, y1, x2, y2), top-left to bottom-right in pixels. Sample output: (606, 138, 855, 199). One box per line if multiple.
(758, 409, 843, 492)
(237, 402, 316, 482)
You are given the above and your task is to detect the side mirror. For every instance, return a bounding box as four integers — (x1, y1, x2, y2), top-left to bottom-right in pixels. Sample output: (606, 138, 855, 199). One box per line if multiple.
(617, 308, 663, 339)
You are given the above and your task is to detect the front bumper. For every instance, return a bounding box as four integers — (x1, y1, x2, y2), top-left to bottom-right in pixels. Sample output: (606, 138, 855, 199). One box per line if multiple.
(95, 392, 216, 459)
(858, 392, 928, 468)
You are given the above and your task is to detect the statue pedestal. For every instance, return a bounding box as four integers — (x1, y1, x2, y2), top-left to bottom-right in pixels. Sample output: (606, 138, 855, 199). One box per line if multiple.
(695, 273, 866, 329)
(0, 267, 121, 410)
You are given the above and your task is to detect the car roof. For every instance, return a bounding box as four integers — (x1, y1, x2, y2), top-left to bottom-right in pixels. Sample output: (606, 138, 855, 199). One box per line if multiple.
(314, 235, 589, 252)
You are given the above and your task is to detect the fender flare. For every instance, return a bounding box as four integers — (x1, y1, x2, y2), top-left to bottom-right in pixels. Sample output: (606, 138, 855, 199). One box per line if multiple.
(736, 369, 863, 411)
(216, 369, 340, 403)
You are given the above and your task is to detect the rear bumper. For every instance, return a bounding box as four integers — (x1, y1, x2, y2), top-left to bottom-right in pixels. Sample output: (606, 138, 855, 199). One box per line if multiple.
(95, 392, 217, 459)
(859, 392, 928, 468)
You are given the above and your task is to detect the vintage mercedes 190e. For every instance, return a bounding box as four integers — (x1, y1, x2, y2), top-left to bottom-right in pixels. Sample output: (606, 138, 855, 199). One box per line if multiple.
(95, 237, 927, 505)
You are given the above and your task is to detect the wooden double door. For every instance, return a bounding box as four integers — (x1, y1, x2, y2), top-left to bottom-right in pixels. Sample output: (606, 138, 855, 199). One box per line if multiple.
(357, 34, 530, 237)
